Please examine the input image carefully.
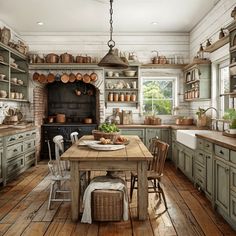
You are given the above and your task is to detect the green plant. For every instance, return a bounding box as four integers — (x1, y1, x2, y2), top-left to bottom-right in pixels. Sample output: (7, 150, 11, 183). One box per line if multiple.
(223, 108, 236, 129)
(98, 122, 119, 133)
(196, 107, 206, 118)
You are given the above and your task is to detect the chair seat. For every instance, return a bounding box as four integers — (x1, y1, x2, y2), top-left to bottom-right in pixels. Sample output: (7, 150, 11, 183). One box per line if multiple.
(131, 171, 162, 180)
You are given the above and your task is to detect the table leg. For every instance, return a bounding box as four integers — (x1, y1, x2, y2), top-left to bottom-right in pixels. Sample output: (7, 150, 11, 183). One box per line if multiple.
(137, 161, 148, 220)
(71, 161, 80, 221)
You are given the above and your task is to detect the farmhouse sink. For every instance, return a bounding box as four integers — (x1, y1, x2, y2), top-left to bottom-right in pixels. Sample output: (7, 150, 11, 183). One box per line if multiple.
(176, 130, 213, 149)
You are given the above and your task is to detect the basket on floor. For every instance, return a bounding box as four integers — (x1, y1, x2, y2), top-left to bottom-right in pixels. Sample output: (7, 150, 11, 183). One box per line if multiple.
(91, 189, 123, 221)
(92, 130, 120, 141)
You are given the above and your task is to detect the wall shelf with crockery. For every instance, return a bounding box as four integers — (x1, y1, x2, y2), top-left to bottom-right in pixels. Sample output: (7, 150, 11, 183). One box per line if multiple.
(0, 42, 29, 102)
(141, 63, 187, 69)
(104, 65, 140, 109)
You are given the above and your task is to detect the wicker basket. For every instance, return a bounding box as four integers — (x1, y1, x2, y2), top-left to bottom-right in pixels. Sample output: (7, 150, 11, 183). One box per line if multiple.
(91, 189, 123, 221)
(92, 130, 120, 141)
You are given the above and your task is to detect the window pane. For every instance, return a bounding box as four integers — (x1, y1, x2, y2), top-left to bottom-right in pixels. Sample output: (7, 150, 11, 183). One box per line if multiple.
(143, 99, 173, 115)
(143, 80, 173, 99)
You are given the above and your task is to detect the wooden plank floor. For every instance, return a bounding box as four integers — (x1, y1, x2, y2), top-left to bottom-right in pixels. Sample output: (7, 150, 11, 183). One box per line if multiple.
(0, 161, 236, 236)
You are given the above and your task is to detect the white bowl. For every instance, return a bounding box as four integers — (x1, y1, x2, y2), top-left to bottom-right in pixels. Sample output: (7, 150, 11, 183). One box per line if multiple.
(123, 70, 136, 77)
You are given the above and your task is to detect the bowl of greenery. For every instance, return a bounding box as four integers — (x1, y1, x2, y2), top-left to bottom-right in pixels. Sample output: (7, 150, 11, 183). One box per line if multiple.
(92, 122, 120, 140)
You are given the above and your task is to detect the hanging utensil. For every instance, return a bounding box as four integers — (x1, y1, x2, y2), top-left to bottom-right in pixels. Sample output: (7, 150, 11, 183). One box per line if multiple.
(61, 73, 69, 83)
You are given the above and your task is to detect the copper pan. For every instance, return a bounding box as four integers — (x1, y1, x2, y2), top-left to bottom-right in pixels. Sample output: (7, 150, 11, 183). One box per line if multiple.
(76, 72, 82, 81)
(47, 73, 55, 83)
(90, 72, 98, 81)
(69, 73, 76, 82)
(61, 73, 69, 83)
(83, 73, 91, 83)
(38, 74, 47, 83)
(33, 72, 39, 81)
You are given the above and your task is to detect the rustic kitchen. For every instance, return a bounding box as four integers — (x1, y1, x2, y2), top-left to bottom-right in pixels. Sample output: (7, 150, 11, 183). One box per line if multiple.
(0, 0, 236, 235)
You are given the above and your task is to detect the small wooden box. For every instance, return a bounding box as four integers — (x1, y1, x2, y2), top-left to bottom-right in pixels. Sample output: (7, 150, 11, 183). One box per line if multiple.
(91, 189, 123, 221)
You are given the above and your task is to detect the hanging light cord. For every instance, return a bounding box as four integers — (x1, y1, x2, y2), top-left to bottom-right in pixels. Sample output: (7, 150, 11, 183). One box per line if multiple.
(108, 0, 115, 49)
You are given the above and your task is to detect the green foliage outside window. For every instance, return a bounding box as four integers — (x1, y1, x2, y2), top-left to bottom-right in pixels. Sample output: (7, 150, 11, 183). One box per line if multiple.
(143, 80, 174, 115)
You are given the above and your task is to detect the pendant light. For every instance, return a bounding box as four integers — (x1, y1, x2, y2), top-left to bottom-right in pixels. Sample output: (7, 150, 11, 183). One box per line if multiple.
(98, 0, 129, 69)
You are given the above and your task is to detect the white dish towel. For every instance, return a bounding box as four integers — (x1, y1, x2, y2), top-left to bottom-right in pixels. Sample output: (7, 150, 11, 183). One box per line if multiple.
(81, 175, 128, 224)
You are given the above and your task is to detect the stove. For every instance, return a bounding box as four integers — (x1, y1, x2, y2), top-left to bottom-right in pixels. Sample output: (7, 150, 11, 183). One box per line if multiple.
(41, 123, 97, 159)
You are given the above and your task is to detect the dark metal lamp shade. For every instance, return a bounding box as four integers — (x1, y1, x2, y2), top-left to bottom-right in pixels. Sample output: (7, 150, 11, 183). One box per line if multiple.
(98, 49, 129, 69)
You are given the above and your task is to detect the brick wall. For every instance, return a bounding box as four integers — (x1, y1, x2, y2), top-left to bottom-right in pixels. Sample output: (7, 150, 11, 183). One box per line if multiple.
(33, 84, 48, 161)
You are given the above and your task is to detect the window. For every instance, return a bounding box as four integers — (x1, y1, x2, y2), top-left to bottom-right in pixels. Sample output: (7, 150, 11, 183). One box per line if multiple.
(219, 63, 232, 117)
(141, 77, 176, 115)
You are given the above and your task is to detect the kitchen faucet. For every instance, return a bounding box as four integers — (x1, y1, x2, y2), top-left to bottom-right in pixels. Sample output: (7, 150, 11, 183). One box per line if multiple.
(203, 107, 219, 130)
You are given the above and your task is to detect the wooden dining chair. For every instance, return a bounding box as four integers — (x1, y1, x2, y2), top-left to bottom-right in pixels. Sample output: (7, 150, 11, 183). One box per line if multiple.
(48, 135, 70, 210)
(130, 139, 169, 210)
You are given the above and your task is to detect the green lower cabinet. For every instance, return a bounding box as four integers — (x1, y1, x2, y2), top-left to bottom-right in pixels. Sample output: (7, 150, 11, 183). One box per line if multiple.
(0, 149, 2, 183)
(230, 191, 236, 222)
(176, 142, 193, 181)
(120, 128, 145, 143)
(215, 159, 230, 214)
(172, 141, 177, 166)
(146, 128, 170, 159)
(205, 154, 213, 198)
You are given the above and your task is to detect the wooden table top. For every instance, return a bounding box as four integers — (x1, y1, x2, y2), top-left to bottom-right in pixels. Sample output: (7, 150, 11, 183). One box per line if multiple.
(61, 135, 153, 161)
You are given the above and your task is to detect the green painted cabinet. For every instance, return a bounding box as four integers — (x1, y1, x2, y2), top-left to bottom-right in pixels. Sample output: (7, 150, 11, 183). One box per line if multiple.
(120, 128, 145, 142)
(215, 159, 230, 214)
(146, 128, 170, 159)
(176, 142, 194, 181)
(195, 138, 213, 199)
(0, 148, 2, 184)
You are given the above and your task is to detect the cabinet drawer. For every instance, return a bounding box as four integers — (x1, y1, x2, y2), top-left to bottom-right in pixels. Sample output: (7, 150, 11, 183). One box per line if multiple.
(195, 162, 205, 178)
(195, 174, 205, 190)
(25, 151, 35, 165)
(6, 143, 23, 160)
(24, 130, 36, 139)
(24, 139, 35, 152)
(215, 145, 229, 161)
(203, 140, 213, 153)
(230, 150, 236, 165)
(7, 155, 24, 178)
(197, 138, 204, 150)
(196, 150, 205, 165)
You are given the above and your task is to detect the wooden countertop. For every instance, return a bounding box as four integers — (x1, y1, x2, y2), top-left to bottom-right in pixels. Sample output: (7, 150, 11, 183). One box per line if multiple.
(118, 124, 202, 130)
(0, 126, 36, 137)
(196, 131, 236, 151)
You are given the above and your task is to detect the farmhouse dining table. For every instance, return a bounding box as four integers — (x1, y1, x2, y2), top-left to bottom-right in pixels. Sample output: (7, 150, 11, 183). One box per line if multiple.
(61, 135, 153, 222)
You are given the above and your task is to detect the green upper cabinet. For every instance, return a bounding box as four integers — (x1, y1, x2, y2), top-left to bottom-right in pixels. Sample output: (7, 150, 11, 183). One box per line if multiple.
(183, 61, 211, 101)
(0, 42, 28, 102)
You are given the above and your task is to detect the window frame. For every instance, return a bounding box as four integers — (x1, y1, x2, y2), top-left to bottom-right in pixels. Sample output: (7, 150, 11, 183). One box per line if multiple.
(141, 76, 178, 116)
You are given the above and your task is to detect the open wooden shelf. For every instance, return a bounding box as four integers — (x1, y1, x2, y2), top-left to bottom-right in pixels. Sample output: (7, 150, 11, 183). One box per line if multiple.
(183, 60, 211, 70)
(141, 63, 187, 69)
(204, 35, 229, 53)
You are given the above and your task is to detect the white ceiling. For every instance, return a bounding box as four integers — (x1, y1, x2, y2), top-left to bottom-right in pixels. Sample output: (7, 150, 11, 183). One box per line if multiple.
(0, 0, 219, 35)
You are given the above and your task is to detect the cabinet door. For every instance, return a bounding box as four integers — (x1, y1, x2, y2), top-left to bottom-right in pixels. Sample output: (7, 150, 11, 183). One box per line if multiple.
(230, 191, 236, 222)
(215, 160, 230, 214)
(172, 141, 177, 166)
(0, 149, 2, 180)
(145, 128, 161, 147)
(205, 154, 213, 198)
(184, 149, 193, 180)
(178, 149, 185, 172)
(230, 166, 236, 193)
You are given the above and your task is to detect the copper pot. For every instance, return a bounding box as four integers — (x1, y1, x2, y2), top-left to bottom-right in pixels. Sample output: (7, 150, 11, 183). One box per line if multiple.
(60, 53, 73, 63)
(56, 114, 66, 123)
(76, 55, 84, 63)
(45, 53, 59, 63)
(84, 118, 92, 124)
(35, 55, 44, 63)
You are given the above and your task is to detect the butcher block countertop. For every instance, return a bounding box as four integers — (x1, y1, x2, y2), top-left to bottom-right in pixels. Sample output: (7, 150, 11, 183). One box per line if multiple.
(117, 124, 201, 129)
(0, 125, 36, 137)
(196, 131, 236, 151)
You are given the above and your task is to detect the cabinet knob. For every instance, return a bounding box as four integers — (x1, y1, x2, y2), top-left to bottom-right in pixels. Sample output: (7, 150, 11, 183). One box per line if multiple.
(219, 150, 224, 155)
(225, 168, 229, 173)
